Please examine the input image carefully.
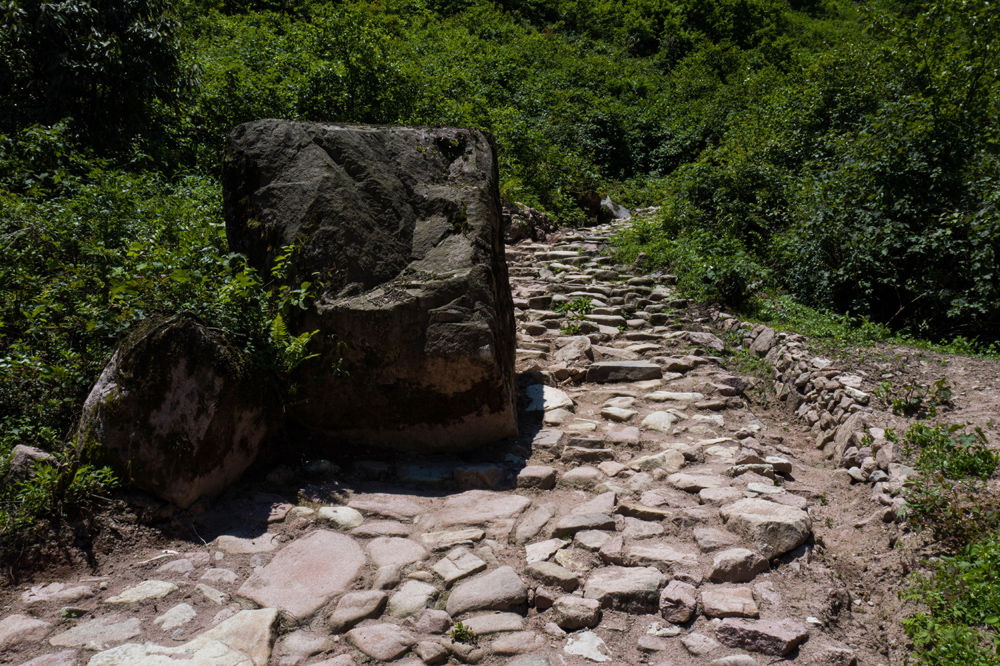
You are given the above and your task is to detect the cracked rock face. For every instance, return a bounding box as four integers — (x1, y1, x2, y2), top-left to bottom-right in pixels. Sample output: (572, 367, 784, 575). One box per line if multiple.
(223, 120, 517, 452)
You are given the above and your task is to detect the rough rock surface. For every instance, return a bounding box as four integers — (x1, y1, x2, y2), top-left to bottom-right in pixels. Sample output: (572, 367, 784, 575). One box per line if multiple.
(223, 120, 516, 451)
(75, 314, 276, 508)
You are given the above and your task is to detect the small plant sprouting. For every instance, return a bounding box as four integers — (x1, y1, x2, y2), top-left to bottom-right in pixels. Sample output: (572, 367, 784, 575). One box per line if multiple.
(449, 621, 476, 644)
(555, 296, 592, 336)
(875, 378, 952, 418)
(554, 297, 594, 316)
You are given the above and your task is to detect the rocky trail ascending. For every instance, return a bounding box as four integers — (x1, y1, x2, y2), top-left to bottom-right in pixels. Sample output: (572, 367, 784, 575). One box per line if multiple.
(2, 218, 894, 665)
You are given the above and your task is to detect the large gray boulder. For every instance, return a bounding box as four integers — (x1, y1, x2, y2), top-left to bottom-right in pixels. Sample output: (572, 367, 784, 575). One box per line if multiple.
(222, 120, 517, 452)
(77, 315, 277, 508)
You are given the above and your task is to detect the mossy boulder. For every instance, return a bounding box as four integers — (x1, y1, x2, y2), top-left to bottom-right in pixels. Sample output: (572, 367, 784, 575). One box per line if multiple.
(222, 120, 517, 452)
(77, 315, 277, 508)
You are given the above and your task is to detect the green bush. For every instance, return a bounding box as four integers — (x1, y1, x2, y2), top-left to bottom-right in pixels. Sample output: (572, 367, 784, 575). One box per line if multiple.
(903, 538, 1000, 665)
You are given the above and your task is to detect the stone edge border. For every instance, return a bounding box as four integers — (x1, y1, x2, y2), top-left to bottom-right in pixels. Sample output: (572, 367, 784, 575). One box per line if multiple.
(709, 311, 913, 516)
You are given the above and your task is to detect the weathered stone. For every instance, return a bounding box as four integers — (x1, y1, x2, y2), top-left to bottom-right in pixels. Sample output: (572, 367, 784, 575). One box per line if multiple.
(515, 504, 555, 544)
(659, 580, 698, 623)
(641, 411, 678, 434)
(419, 527, 485, 551)
(194, 584, 227, 605)
(433, 547, 488, 585)
(629, 450, 685, 473)
(524, 384, 574, 412)
(719, 499, 812, 559)
(347, 623, 416, 661)
(200, 568, 239, 586)
(0, 614, 52, 649)
(87, 608, 278, 666)
(626, 541, 700, 572)
(21, 650, 78, 666)
(583, 566, 666, 612)
(559, 466, 604, 489)
(552, 512, 615, 537)
(703, 585, 759, 618)
(348, 493, 425, 520)
(3, 444, 53, 485)
(490, 630, 546, 655)
(415, 640, 449, 664)
(328, 591, 388, 632)
(575, 530, 613, 551)
(414, 609, 452, 634)
(49, 616, 142, 650)
(525, 538, 567, 564)
(367, 536, 428, 568)
(273, 630, 336, 665)
(463, 612, 526, 634)
(214, 533, 281, 555)
(317, 506, 364, 529)
(551, 596, 601, 630)
(525, 561, 580, 591)
(587, 361, 662, 383)
(694, 527, 741, 552)
(388, 580, 438, 618)
(446, 566, 528, 616)
(237, 530, 364, 619)
(104, 580, 177, 604)
(669, 473, 729, 492)
(153, 603, 197, 631)
(76, 314, 276, 508)
(422, 490, 531, 529)
(554, 336, 594, 363)
(715, 618, 810, 656)
(681, 632, 721, 656)
(224, 121, 517, 452)
(709, 548, 768, 583)
(621, 517, 666, 540)
(564, 631, 611, 663)
(516, 466, 557, 489)
(22, 582, 95, 605)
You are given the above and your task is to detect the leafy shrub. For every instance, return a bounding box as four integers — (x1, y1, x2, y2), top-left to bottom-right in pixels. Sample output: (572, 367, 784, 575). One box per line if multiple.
(0, 0, 185, 148)
(903, 537, 1000, 665)
(893, 423, 997, 481)
(876, 379, 953, 419)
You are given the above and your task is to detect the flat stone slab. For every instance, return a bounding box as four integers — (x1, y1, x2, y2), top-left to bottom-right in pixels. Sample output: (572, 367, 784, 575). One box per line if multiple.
(348, 494, 426, 520)
(421, 490, 531, 529)
(720, 498, 812, 559)
(463, 612, 526, 634)
(214, 533, 281, 554)
(626, 541, 700, 572)
(564, 630, 612, 663)
(238, 530, 364, 619)
(367, 537, 428, 568)
(715, 617, 810, 656)
(328, 591, 387, 632)
(446, 566, 528, 616)
(583, 566, 666, 613)
(87, 608, 277, 666)
(432, 546, 487, 585)
(524, 384, 574, 412)
(153, 603, 197, 631)
(347, 623, 416, 661)
(0, 614, 52, 649)
(105, 580, 177, 604)
(703, 585, 759, 618)
(587, 361, 662, 383)
(49, 615, 142, 650)
(22, 582, 95, 605)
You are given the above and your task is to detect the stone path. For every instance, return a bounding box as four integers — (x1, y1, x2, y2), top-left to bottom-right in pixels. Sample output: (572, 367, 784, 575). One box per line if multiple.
(0, 218, 868, 665)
